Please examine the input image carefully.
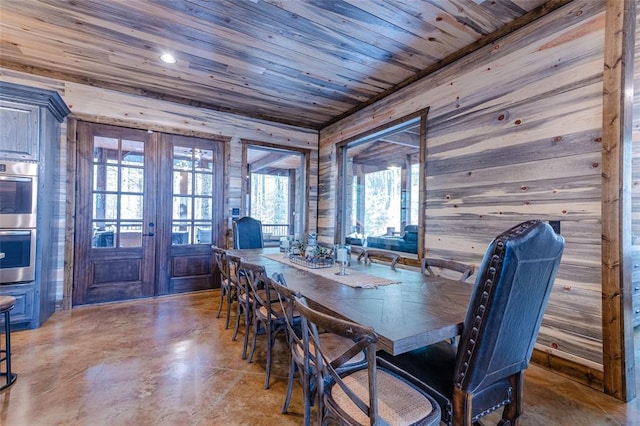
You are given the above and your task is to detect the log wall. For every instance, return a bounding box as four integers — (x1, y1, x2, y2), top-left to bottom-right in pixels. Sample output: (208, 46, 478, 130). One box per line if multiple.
(320, 0, 607, 368)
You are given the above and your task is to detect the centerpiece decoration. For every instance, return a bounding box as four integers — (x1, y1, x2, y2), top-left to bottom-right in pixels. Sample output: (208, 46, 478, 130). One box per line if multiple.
(288, 233, 335, 269)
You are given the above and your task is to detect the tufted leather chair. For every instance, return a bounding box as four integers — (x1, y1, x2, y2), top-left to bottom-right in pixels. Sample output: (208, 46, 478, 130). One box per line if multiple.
(233, 216, 264, 249)
(379, 220, 564, 426)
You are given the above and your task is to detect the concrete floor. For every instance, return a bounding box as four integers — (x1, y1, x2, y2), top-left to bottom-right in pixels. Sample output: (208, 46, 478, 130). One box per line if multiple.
(1, 290, 639, 425)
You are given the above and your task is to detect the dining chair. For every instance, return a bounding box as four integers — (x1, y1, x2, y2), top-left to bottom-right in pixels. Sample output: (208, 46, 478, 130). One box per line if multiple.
(349, 244, 365, 259)
(241, 261, 288, 389)
(422, 257, 475, 283)
(270, 274, 366, 425)
(361, 249, 400, 270)
(233, 216, 264, 249)
(229, 253, 251, 353)
(378, 220, 565, 426)
(212, 247, 236, 329)
(294, 295, 441, 426)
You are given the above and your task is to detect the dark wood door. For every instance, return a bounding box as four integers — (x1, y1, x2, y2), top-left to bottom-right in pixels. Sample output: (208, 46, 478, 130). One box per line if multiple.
(73, 123, 225, 305)
(73, 122, 158, 305)
(156, 134, 225, 294)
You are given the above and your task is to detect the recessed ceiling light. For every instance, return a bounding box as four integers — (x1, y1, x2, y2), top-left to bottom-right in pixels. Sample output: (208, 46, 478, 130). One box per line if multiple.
(160, 53, 177, 64)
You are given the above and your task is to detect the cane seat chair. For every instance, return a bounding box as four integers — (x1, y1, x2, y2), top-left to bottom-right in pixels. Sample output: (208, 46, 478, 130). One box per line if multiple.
(270, 275, 366, 425)
(241, 261, 288, 389)
(229, 253, 252, 356)
(212, 247, 236, 329)
(361, 249, 400, 270)
(379, 220, 564, 426)
(294, 295, 441, 426)
(422, 258, 475, 283)
(233, 216, 264, 249)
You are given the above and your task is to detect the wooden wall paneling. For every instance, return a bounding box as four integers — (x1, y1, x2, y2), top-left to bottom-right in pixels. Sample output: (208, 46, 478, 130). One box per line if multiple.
(1, 68, 319, 304)
(320, 0, 605, 147)
(601, 0, 636, 401)
(319, 0, 611, 389)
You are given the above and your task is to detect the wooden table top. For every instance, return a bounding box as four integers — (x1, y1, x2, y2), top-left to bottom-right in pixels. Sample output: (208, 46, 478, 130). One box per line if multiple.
(228, 248, 472, 356)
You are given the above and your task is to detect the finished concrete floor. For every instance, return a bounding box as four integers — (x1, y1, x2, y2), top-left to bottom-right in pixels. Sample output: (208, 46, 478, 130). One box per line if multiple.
(1, 290, 639, 425)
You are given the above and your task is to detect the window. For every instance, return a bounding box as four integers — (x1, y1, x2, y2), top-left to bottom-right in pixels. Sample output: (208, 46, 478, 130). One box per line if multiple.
(246, 145, 306, 243)
(339, 111, 426, 256)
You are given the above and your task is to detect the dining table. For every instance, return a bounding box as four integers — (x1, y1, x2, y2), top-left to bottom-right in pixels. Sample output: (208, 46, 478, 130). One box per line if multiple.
(226, 247, 473, 356)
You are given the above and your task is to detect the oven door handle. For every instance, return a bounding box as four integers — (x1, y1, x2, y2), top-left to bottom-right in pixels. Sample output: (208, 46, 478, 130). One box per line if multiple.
(0, 230, 32, 236)
(0, 175, 33, 182)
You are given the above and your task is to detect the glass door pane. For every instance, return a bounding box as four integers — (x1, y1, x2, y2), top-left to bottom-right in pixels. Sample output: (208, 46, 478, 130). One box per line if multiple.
(172, 146, 214, 245)
(91, 136, 145, 248)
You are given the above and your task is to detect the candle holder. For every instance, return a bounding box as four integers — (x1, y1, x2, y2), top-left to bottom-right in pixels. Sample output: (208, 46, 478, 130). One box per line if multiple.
(280, 236, 290, 257)
(334, 244, 349, 276)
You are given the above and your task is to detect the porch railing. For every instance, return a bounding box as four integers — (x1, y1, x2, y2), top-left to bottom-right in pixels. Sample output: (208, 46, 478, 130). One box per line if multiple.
(261, 223, 289, 241)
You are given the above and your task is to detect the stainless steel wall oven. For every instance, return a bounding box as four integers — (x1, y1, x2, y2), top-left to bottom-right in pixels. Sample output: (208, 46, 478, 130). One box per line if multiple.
(0, 160, 38, 228)
(0, 160, 38, 284)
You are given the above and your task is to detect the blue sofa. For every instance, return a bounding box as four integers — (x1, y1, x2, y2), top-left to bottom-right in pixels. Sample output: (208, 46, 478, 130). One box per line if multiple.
(366, 225, 418, 254)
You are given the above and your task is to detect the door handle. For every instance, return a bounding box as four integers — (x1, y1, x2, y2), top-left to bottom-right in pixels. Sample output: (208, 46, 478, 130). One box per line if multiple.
(143, 222, 155, 236)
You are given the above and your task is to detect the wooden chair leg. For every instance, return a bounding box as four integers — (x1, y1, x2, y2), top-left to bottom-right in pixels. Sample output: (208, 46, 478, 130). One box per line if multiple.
(264, 324, 273, 389)
(248, 317, 259, 363)
(242, 306, 252, 359)
(499, 372, 523, 426)
(451, 387, 474, 426)
(282, 355, 296, 414)
(302, 366, 312, 426)
(232, 301, 243, 341)
(224, 289, 234, 329)
(216, 286, 226, 318)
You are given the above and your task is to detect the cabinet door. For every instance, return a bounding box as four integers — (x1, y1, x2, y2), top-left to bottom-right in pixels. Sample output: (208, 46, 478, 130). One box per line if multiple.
(0, 100, 39, 161)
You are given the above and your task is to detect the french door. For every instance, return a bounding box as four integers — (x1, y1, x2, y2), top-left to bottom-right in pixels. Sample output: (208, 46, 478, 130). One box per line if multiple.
(73, 122, 224, 305)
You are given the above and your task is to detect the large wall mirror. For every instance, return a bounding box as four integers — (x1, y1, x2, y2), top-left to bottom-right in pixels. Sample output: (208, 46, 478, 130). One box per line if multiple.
(337, 109, 428, 260)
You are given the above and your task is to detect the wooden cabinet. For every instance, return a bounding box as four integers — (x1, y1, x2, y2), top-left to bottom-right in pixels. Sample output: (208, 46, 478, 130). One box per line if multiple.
(0, 82, 69, 329)
(0, 100, 39, 161)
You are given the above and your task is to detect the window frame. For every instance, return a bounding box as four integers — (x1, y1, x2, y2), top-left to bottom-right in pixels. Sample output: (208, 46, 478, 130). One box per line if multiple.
(336, 108, 428, 260)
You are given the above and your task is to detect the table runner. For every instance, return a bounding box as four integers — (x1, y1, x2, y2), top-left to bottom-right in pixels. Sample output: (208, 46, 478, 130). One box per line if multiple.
(262, 253, 399, 288)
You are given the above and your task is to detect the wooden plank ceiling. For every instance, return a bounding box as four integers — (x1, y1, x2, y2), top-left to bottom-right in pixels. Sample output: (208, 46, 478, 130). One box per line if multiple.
(1, 0, 549, 129)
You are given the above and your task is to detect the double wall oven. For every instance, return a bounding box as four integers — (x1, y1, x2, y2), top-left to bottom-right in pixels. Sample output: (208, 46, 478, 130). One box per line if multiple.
(0, 160, 38, 284)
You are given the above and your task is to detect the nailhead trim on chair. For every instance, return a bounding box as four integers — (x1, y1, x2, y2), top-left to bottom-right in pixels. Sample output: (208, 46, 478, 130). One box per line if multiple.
(455, 220, 540, 388)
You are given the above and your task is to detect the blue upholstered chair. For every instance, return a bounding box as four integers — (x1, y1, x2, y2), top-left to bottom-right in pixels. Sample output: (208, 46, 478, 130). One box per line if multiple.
(232, 216, 264, 249)
(379, 220, 564, 426)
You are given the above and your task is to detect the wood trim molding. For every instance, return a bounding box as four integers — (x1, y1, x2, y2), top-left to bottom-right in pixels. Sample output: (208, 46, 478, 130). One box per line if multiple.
(62, 118, 77, 311)
(601, 0, 636, 402)
(68, 112, 231, 143)
(0, 60, 317, 129)
(531, 349, 604, 391)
